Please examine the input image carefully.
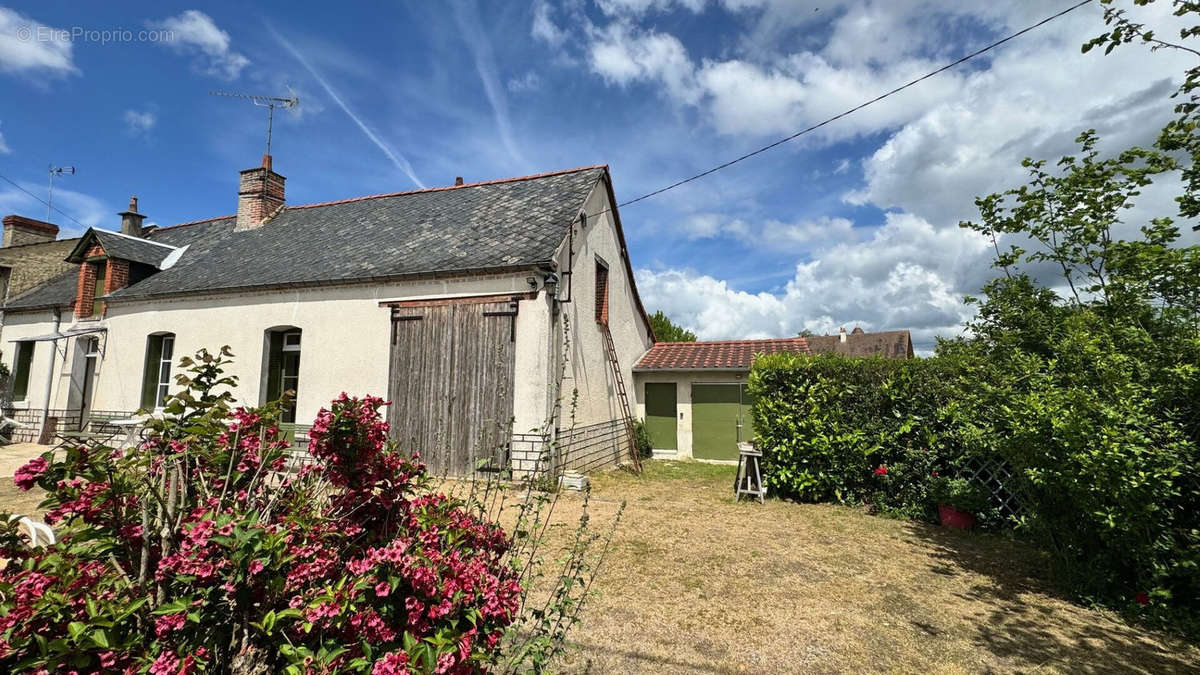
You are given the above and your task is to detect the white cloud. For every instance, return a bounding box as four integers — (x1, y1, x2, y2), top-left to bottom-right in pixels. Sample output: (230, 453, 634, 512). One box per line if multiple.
(638, 212, 993, 351)
(123, 109, 156, 135)
(150, 10, 248, 79)
(531, 1, 568, 47)
(0, 7, 77, 76)
(589, 22, 700, 105)
(596, 0, 707, 16)
(507, 71, 541, 93)
(0, 182, 110, 235)
(0, 125, 9, 154)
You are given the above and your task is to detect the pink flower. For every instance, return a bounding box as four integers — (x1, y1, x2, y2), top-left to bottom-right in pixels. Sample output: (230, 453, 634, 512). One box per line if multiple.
(372, 651, 410, 675)
(873, 466, 888, 476)
(248, 559, 265, 575)
(149, 650, 179, 675)
(154, 611, 186, 638)
(13, 457, 48, 491)
(375, 581, 391, 597)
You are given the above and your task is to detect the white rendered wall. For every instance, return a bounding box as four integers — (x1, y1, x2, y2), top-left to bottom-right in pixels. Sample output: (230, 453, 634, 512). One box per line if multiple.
(551, 180, 654, 431)
(1, 271, 551, 429)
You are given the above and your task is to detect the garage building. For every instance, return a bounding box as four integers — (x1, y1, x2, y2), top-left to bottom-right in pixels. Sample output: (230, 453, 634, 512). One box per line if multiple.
(632, 338, 811, 461)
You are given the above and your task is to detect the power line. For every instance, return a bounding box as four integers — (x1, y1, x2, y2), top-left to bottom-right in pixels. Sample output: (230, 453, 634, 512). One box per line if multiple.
(0, 172, 87, 228)
(617, 0, 1095, 208)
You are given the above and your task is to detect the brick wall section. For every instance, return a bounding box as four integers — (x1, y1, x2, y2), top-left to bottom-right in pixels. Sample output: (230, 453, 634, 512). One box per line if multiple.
(75, 262, 98, 318)
(236, 161, 287, 231)
(0, 238, 78, 303)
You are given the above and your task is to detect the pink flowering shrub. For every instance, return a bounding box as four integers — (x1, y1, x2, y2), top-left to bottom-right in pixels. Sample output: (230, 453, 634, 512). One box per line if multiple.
(0, 348, 522, 673)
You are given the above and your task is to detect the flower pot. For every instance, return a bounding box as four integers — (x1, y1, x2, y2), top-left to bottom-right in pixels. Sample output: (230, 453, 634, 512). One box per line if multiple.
(938, 504, 976, 529)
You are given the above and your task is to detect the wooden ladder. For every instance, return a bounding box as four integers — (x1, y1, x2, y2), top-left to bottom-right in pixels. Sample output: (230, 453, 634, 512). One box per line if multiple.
(600, 324, 643, 472)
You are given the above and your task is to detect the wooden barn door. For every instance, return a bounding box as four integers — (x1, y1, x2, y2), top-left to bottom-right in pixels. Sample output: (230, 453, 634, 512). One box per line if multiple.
(388, 298, 518, 475)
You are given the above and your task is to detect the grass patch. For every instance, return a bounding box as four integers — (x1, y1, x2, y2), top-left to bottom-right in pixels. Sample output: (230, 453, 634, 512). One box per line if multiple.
(546, 459, 1200, 673)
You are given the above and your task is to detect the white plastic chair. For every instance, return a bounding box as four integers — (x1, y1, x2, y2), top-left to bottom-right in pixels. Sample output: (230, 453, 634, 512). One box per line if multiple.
(8, 514, 56, 548)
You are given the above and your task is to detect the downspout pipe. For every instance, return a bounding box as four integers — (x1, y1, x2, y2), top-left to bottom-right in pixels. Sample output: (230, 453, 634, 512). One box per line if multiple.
(39, 308, 61, 436)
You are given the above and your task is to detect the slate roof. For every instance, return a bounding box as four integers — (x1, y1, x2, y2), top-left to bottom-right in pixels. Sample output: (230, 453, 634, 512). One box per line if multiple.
(4, 166, 607, 309)
(805, 329, 914, 359)
(633, 337, 811, 371)
(70, 229, 179, 268)
(110, 166, 605, 301)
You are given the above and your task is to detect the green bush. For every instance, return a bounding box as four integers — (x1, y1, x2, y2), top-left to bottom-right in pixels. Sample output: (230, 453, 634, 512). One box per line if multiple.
(748, 352, 974, 520)
(929, 477, 989, 513)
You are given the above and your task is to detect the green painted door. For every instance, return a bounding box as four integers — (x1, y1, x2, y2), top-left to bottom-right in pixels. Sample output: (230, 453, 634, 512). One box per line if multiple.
(692, 383, 754, 460)
(644, 383, 677, 451)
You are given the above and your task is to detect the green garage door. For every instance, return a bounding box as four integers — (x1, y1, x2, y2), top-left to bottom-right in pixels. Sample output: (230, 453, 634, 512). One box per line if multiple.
(644, 383, 677, 451)
(692, 383, 753, 460)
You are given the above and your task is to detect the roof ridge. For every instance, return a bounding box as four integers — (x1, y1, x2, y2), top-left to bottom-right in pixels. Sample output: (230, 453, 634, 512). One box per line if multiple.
(92, 227, 179, 249)
(145, 166, 608, 231)
(150, 214, 235, 232)
(655, 337, 810, 346)
(287, 165, 609, 211)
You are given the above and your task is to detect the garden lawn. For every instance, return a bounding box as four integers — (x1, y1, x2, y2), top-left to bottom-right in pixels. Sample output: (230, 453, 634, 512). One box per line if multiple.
(546, 460, 1200, 674)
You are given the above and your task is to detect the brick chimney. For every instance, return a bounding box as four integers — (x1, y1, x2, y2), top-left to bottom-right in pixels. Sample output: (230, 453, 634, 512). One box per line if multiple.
(119, 196, 145, 237)
(2, 214, 59, 247)
(236, 154, 286, 231)
(455, 176, 464, 186)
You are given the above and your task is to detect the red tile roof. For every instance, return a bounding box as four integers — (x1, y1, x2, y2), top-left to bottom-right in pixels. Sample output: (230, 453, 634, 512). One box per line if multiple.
(634, 337, 811, 371)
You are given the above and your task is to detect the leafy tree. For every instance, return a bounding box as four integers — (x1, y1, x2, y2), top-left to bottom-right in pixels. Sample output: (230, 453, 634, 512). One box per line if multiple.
(648, 310, 697, 342)
(943, 1, 1200, 629)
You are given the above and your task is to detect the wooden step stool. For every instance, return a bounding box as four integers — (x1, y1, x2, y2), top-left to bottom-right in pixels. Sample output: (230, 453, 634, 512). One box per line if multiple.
(734, 441, 765, 503)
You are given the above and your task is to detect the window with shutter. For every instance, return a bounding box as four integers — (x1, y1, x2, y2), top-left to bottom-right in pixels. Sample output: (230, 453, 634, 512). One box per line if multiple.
(92, 262, 106, 317)
(140, 333, 174, 409)
(264, 328, 300, 423)
(595, 259, 609, 325)
(11, 341, 34, 402)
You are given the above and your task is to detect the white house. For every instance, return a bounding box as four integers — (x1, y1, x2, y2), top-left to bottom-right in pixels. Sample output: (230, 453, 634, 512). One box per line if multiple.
(0, 156, 655, 475)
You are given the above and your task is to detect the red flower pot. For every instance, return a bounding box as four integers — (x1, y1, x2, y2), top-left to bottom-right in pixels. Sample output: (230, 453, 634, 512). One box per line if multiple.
(938, 504, 976, 529)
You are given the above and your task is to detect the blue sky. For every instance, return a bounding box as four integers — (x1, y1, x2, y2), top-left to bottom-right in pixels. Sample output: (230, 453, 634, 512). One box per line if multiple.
(0, 1, 1194, 350)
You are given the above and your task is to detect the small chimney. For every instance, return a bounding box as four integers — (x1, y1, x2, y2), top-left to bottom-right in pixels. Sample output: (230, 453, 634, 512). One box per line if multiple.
(839, 327, 847, 343)
(455, 176, 464, 186)
(236, 154, 286, 231)
(119, 196, 146, 237)
(2, 214, 59, 247)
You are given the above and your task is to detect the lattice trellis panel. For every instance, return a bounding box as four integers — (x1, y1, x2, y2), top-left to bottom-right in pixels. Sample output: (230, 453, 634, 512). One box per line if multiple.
(961, 456, 1027, 518)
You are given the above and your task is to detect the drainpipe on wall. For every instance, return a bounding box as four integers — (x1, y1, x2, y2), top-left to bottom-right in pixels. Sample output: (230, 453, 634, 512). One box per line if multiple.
(39, 308, 61, 435)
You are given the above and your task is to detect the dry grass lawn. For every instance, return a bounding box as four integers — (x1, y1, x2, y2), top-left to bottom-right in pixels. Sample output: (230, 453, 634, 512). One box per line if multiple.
(544, 460, 1199, 674)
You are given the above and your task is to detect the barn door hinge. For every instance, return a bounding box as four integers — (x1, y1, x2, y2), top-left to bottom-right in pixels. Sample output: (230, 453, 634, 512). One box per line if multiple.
(482, 298, 521, 341)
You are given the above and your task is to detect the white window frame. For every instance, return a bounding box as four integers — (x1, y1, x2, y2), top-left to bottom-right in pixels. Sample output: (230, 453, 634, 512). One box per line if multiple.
(155, 335, 174, 409)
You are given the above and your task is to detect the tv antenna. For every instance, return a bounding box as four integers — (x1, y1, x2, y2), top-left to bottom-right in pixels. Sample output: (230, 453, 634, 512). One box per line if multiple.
(47, 165, 75, 223)
(209, 89, 299, 156)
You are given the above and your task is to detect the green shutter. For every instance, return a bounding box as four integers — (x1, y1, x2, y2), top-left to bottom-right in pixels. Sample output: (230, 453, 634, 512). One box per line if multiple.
(11, 342, 34, 401)
(140, 335, 162, 410)
(266, 331, 284, 403)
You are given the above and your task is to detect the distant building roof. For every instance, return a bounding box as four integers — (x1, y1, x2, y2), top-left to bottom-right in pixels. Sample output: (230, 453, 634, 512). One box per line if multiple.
(805, 329, 914, 359)
(634, 337, 811, 371)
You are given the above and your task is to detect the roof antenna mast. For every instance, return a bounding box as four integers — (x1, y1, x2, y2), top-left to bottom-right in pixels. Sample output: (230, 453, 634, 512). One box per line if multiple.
(209, 89, 300, 156)
(47, 165, 75, 223)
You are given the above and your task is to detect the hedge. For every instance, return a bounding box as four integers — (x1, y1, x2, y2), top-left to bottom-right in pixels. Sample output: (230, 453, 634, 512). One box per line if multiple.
(747, 352, 976, 520)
